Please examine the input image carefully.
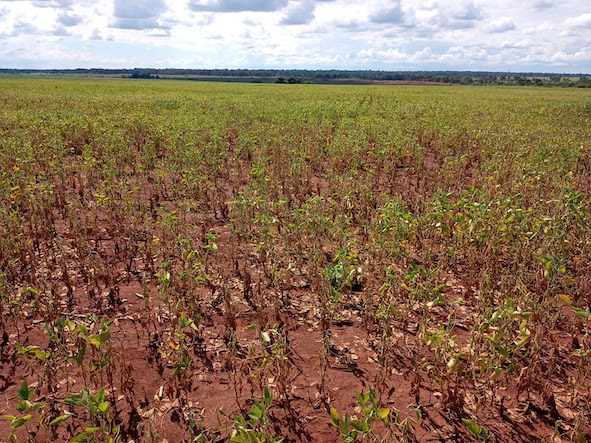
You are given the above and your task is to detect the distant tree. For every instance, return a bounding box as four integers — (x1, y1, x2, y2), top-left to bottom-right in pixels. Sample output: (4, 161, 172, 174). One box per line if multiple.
(275, 77, 286, 84)
(130, 69, 157, 79)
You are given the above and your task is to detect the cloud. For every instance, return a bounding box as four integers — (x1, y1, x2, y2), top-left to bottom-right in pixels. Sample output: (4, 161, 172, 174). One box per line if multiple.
(549, 47, 591, 63)
(113, 18, 164, 30)
(358, 47, 408, 62)
(194, 13, 215, 25)
(430, 16, 473, 30)
(564, 12, 591, 29)
(52, 25, 69, 35)
(242, 16, 258, 26)
(2, 0, 98, 8)
(30, 0, 100, 9)
(144, 27, 169, 36)
(111, 0, 169, 30)
(4, 20, 39, 37)
(0, 0, 589, 73)
(441, 45, 488, 63)
(428, 2, 484, 30)
(114, 0, 167, 20)
(532, 0, 554, 10)
(486, 18, 516, 33)
(453, 2, 483, 21)
(89, 28, 102, 39)
(57, 13, 83, 26)
(281, 0, 314, 25)
(187, 0, 288, 13)
(333, 19, 359, 29)
(369, 3, 405, 25)
(88, 28, 114, 40)
(31, 0, 77, 9)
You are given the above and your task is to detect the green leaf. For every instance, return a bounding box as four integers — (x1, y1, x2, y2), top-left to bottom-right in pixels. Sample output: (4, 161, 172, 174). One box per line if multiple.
(65, 389, 90, 407)
(16, 400, 27, 413)
(361, 392, 370, 404)
(73, 344, 86, 366)
(329, 407, 340, 426)
(98, 401, 110, 414)
(69, 427, 101, 442)
(250, 404, 263, 420)
(50, 413, 72, 426)
(33, 350, 49, 361)
(29, 402, 45, 411)
(463, 418, 480, 435)
(94, 389, 106, 403)
(234, 414, 246, 427)
(261, 331, 271, 343)
(462, 418, 490, 440)
(99, 331, 111, 343)
(10, 415, 32, 429)
(69, 432, 94, 443)
(77, 324, 89, 338)
(179, 312, 190, 328)
(18, 380, 33, 401)
(351, 419, 370, 433)
(264, 386, 272, 405)
(573, 307, 590, 319)
(9, 433, 18, 443)
(340, 420, 350, 436)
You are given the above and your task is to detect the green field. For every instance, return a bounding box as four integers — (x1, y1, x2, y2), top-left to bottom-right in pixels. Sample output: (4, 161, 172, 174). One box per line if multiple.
(1, 77, 591, 442)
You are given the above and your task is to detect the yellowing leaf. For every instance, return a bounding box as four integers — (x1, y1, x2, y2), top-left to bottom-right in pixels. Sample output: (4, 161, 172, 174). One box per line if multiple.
(329, 407, 340, 427)
(90, 336, 102, 348)
(377, 408, 390, 419)
(447, 357, 458, 371)
(261, 331, 271, 343)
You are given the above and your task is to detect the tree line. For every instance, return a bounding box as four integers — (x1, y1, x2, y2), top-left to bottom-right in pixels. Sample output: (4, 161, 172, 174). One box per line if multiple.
(1, 68, 589, 87)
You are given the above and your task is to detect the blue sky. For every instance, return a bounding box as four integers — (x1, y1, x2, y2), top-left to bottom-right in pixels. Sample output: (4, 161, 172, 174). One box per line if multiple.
(0, 0, 590, 73)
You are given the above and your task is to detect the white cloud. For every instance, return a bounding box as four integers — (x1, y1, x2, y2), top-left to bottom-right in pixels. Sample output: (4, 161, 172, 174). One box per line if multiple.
(453, 2, 483, 21)
(57, 12, 83, 26)
(486, 18, 516, 33)
(532, 0, 554, 10)
(545, 47, 591, 65)
(31, 0, 78, 9)
(564, 12, 591, 29)
(113, 0, 166, 20)
(187, 0, 288, 13)
(0, 0, 588, 72)
(369, 2, 405, 24)
(111, 0, 169, 30)
(281, 0, 315, 25)
(428, 2, 485, 30)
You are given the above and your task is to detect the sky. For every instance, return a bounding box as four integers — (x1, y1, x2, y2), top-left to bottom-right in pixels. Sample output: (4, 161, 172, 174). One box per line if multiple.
(0, 0, 590, 73)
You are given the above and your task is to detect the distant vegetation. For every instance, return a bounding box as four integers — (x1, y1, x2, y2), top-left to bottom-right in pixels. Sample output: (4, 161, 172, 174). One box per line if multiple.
(1, 67, 590, 87)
